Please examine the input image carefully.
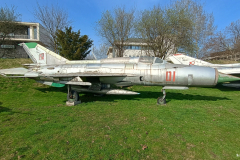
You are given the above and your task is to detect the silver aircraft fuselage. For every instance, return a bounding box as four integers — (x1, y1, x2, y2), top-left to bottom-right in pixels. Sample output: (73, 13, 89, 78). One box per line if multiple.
(1, 56, 239, 104)
(2, 43, 239, 104)
(33, 57, 218, 87)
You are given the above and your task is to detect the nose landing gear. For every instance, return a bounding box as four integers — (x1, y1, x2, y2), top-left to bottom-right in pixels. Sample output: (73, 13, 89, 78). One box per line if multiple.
(157, 89, 166, 105)
(157, 86, 189, 105)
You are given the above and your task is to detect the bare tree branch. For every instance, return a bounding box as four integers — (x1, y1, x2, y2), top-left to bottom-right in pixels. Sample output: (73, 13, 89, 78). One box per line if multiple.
(173, 0, 216, 58)
(33, 2, 71, 52)
(93, 44, 109, 59)
(203, 19, 240, 57)
(96, 6, 135, 57)
(226, 20, 240, 50)
(135, 5, 195, 58)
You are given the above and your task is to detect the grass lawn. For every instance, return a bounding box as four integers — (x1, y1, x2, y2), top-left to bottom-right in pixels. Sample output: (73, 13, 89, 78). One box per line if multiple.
(0, 59, 240, 159)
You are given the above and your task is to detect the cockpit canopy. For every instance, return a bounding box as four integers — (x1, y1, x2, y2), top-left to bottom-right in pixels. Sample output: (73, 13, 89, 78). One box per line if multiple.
(139, 56, 164, 64)
(100, 56, 165, 64)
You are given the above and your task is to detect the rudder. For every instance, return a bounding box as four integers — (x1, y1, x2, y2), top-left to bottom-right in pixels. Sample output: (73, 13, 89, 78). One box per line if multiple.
(19, 42, 69, 65)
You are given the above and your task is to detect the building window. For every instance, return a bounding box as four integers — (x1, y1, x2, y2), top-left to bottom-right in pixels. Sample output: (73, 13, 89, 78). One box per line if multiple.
(125, 45, 132, 49)
(33, 26, 37, 39)
(125, 45, 142, 50)
(132, 46, 141, 50)
(8, 33, 14, 37)
(1, 45, 15, 49)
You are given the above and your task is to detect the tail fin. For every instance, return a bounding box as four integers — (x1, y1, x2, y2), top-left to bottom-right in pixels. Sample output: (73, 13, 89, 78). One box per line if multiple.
(167, 54, 212, 66)
(19, 43, 69, 65)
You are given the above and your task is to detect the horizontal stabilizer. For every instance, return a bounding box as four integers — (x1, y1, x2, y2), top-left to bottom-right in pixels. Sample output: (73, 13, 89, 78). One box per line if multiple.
(23, 64, 38, 67)
(0, 68, 28, 76)
(0, 68, 39, 78)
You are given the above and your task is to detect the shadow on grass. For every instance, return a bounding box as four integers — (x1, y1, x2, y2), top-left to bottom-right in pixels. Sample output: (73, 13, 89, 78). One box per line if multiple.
(0, 102, 34, 115)
(35, 86, 229, 103)
(35, 86, 67, 93)
(77, 91, 229, 103)
(36, 86, 67, 94)
(215, 84, 240, 91)
(32, 84, 240, 94)
(0, 102, 12, 113)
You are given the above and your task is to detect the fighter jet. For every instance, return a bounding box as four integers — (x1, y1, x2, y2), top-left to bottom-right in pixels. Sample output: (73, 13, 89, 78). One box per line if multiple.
(0, 43, 239, 104)
(167, 54, 240, 88)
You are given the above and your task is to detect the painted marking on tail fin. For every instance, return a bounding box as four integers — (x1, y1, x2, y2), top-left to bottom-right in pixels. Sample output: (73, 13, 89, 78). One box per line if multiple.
(39, 53, 44, 60)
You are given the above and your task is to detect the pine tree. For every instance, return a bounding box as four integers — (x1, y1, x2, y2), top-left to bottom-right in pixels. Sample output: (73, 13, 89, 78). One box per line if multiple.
(56, 26, 93, 60)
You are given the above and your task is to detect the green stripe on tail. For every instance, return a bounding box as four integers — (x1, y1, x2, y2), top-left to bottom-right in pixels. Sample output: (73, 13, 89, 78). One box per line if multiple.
(25, 42, 38, 49)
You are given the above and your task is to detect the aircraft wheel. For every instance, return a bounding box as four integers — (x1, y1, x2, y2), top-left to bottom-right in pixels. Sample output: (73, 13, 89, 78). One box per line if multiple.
(157, 96, 166, 105)
(67, 90, 79, 102)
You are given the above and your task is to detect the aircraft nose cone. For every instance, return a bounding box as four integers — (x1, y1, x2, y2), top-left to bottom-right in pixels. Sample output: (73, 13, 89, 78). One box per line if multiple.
(217, 73, 240, 83)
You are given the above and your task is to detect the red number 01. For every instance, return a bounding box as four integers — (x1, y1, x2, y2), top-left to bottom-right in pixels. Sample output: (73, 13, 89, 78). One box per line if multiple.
(166, 71, 176, 82)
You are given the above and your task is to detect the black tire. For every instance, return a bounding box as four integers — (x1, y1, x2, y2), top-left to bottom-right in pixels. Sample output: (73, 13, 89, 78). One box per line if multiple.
(67, 90, 79, 102)
(157, 96, 166, 105)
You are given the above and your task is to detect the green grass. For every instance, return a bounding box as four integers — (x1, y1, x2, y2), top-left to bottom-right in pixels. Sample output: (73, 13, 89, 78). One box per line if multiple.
(1, 59, 240, 159)
(0, 58, 32, 69)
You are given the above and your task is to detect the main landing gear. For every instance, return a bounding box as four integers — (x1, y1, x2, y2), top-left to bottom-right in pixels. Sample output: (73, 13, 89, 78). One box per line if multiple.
(67, 85, 80, 106)
(157, 89, 166, 105)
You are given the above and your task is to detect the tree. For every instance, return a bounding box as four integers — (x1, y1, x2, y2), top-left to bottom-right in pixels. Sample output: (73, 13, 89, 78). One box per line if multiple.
(135, 5, 195, 58)
(0, 5, 22, 58)
(85, 53, 96, 60)
(33, 2, 71, 52)
(203, 31, 233, 56)
(56, 26, 93, 60)
(203, 19, 240, 57)
(172, 0, 216, 58)
(85, 44, 108, 60)
(92, 44, 109, 59)
(134, 0, 215, 58)
(226, 19, 240, 52)
(96, 6, 135, 57)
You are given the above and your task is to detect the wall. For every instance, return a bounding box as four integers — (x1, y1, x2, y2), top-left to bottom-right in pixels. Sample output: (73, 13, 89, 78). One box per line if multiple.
(0, 46, 28, 58)
(39, 24, 52, 48)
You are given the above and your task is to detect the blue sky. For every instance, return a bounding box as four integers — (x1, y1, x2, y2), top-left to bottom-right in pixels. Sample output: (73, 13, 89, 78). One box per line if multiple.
(1, 0, 240, 48)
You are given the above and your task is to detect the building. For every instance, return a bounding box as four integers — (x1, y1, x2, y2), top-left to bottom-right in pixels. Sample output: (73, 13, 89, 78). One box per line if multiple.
(107, 38, 175, 59)
(0, 22, 49, 58)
